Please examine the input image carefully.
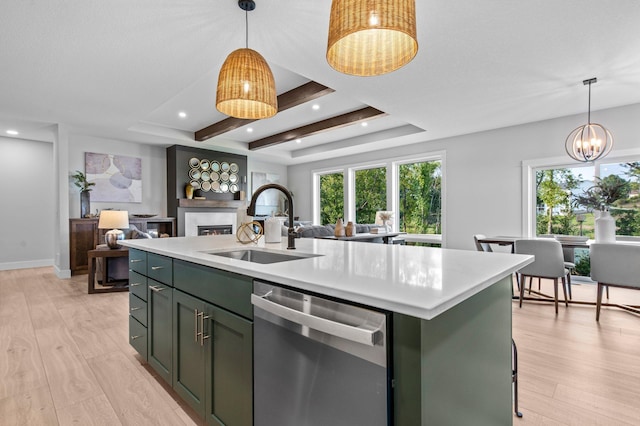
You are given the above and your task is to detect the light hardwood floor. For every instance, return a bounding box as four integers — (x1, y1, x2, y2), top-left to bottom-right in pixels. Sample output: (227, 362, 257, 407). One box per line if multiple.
(1, 267, 639, 425)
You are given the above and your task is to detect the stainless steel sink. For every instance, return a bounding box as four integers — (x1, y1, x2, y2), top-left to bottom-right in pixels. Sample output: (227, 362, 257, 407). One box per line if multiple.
(204, 249, 322, 264)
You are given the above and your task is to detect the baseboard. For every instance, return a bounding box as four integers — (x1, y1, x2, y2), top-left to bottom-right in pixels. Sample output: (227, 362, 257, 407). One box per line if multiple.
(54, 265, 72, 279)
(0, 259, 53, 271)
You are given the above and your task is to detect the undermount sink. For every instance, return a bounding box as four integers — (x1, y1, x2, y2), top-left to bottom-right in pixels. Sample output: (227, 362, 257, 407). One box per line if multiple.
(204, 249, 322, 264)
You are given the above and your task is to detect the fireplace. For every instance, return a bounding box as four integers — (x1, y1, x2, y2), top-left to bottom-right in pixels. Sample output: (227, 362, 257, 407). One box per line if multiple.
(184, 211, 237, 237)
(197, 225, 233, 236)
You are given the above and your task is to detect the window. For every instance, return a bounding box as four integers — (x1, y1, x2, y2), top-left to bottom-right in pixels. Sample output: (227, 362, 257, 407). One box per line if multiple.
(319, 172, 344, 225)
(313, 153, 445, 236)
(526, 157, 640, 278)
(355, 167, 387, 224)
(398, 160, 442, 234)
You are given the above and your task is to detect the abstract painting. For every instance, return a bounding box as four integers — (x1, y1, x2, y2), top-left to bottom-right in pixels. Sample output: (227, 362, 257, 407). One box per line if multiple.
(85, 152, 142, 202)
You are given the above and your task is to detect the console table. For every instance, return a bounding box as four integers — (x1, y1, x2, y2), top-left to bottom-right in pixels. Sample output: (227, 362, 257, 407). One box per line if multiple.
(87, 246, 129, 294)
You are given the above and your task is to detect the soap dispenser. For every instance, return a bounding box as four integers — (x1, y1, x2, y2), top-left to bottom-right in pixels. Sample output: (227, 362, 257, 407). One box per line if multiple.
(265, 212, 282, 243)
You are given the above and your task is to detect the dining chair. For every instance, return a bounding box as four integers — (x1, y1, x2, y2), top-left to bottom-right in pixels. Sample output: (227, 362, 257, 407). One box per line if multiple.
(537, 235, 576, 299)
(590, 243, 640, 321)
(515, 239, 570, 314)
(473, 234, 493, 252)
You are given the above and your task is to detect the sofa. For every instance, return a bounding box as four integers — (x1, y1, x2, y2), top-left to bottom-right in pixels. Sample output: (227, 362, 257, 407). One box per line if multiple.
(294, 223, 385, 243)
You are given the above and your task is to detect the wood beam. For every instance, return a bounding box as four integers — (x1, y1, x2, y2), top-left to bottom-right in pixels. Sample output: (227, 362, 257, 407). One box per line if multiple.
(249, 106, 387, 151)
(194, 81, 334, 142)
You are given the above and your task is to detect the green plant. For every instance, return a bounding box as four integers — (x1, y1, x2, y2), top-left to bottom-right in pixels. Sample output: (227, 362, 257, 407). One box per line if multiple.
(574, 252, 591, 277)
(71, 170, 95, 192)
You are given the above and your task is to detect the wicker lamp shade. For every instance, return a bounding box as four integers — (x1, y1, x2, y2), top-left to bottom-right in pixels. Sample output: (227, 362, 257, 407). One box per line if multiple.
(327, 0, 418, 76)
(216, 48, 277, 119)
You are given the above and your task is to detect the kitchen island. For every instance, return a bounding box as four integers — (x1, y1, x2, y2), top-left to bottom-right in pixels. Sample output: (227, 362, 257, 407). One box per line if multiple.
(122, 235, 532, 425)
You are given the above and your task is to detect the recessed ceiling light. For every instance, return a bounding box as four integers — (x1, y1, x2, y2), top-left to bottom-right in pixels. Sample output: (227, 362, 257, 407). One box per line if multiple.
(178, 111, 187, 118)
(6, 130, 19, 135)
(247, 127, 254, 133)
(361, 122, 368, 127)
(312, 104, 320, 111)
(295, 139, 302, 144)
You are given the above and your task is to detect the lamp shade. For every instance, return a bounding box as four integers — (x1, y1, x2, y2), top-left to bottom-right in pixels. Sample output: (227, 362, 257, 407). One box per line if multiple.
(216, 48, 278, 119)
(327, 0, 418, 76)
(98, 210, 129, 230)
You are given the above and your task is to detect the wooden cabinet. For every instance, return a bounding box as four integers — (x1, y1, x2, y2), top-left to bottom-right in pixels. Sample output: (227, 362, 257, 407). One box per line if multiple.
(69, 217, 175, 275)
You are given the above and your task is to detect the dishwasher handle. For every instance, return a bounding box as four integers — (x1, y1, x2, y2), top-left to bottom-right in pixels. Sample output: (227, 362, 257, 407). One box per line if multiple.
(251, 293, 380, 346)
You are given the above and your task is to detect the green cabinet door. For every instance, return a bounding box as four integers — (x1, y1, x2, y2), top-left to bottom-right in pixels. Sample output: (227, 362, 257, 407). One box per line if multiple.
(148, 279, 173, 383)
(205, 304, 253, 426)
(172, 290, 207, 417)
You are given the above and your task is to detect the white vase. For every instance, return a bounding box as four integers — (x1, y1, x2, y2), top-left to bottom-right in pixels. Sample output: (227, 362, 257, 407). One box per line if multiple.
(264, 214, 282, 243)
(595, 210, 616, 243)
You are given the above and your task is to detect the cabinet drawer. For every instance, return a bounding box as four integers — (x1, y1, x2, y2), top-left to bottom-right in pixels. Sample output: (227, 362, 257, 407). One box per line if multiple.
(129, 271, 148, 301)
(129, 293, 147, 326)
(174, 259, 252, 319)
(129, 316, 147, 360)
(129, 249, 147, 275)
(147, 253, 173, 286)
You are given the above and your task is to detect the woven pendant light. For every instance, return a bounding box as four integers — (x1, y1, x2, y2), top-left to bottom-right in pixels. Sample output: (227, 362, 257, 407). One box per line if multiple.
(327, 0, 418, 76)
(216, 1, 277, 119)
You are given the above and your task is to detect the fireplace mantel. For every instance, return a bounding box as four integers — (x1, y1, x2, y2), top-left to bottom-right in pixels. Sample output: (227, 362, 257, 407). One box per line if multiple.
(178, 199, 245, 209)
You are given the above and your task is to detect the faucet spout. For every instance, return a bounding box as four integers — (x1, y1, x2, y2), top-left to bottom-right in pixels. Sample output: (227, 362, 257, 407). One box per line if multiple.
(247, 183, 297, 249)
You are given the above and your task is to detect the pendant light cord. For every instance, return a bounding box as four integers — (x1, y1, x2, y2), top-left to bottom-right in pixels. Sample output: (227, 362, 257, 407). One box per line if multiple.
(245, 9, 249, 49)
(587, 81, 592, 124)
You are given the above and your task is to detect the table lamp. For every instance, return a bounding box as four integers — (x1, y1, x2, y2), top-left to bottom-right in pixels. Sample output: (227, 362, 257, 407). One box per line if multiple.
(98, 210, 129, 248)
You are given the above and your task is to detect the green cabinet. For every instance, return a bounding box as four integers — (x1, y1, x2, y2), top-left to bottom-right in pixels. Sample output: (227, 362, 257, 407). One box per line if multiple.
(148, 278, 173, 383)
(172, 288, 253, 426)
(172, 290, 207, 416)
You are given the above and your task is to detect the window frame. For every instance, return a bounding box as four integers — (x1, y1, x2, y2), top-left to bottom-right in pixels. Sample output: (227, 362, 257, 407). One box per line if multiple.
(522, 147, 640, 237)
(313, 151, 446, 237)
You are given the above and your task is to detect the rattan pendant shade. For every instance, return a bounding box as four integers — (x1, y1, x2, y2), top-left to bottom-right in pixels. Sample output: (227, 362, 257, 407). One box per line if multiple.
(216, 48, 277, 119)
(327, 0, 418, 76)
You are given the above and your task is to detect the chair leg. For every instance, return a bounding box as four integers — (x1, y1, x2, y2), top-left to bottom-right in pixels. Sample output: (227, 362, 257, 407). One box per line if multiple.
(566, 272, 572, 300)
(512, 339, 523, 418)
(606, 285, 609, 299)
(519, 275, 526, 308)
(596, 282, 603, 321)
(561, 276, 569, 307)
(538, 277, 541, 291)
(553, 278, 559, 314)
(528, 276, 533, 294)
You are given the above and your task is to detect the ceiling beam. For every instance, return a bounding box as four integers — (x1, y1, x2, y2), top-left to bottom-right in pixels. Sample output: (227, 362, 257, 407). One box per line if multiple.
(249, 106, 387, 151)
(194, 81, 335, 142)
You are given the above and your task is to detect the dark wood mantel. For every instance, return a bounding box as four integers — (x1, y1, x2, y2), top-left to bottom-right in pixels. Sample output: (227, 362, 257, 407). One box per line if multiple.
(178, 199, 245, 209)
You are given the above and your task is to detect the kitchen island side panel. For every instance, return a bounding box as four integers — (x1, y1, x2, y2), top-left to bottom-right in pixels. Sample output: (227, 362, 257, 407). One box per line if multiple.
(420, 276, 513, 425)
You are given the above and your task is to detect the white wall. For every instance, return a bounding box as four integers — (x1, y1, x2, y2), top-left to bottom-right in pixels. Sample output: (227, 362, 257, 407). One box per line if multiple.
(288, 103, 640, 250)
(68, 134, 167, 217)
(247, 157, 289, 215)
(0, 137, 54, 269)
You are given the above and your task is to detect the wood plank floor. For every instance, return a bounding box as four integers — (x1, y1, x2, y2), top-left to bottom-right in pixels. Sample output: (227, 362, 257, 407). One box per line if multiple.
(1, 267, 639, 425)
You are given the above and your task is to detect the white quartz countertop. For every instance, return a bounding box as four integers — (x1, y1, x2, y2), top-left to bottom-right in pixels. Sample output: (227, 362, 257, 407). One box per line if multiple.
(121, 236, 533, 320)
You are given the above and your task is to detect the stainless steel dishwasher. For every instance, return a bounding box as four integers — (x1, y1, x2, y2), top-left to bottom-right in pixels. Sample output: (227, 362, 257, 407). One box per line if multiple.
(252, 280, 391, 426)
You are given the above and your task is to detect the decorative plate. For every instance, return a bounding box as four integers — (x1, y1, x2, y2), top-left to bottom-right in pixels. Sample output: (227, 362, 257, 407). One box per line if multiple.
(189, 168, 201, 180)
(229, 183, 239, 193)
(221, 162, 230, 172)
(201, 171, 211, 181)
(189, 157, 200, 168)
(220, 182, 229, 193)
(211, 181, 220, 192)
(200, 159, 210, 170)
(190, 180, 201, 189)
(220, 171, 230, 182)
(229, 173, 238, 183)
(229, 162, 239, 173)
(211, 161, 221, 172)
(201, 181, 212, 192)
(210, 172, 220, 182)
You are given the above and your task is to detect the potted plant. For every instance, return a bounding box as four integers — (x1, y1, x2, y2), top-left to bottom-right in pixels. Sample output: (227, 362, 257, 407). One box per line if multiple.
(575, 175, 630, 242)
(72, 170, 95, 218)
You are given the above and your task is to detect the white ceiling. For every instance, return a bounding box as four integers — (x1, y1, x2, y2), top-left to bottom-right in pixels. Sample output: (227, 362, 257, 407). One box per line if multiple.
(1, 1, 640, 165)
